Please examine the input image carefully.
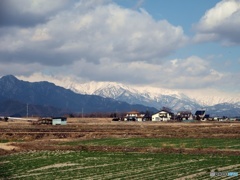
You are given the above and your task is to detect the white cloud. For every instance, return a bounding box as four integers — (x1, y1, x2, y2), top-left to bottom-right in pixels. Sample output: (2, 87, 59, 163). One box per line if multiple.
(0, 62, 44, 76)
(194, 0, 240, 45)
(50, 55, 226, 90)
(0, 0, 71, 27)
(31, 28, 51, 41)
(15, 53, 239, 98)
(0, 0, 187, 67)
(0, 0, 239, 96)
(134, 0, 145, 10)
(11, 0, 69, 15)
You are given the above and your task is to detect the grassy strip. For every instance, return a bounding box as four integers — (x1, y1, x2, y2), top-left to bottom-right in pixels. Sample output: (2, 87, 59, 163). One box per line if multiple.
(62, 137, 240, 150)
(0, 139, 25, 143)
(0, 140, 9, 143)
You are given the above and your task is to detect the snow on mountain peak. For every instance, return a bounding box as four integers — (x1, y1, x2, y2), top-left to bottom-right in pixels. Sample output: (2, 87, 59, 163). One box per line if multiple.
(64, 80, 240, 108)
(17, 74, 240, 108)
(68, 81, 180, 99)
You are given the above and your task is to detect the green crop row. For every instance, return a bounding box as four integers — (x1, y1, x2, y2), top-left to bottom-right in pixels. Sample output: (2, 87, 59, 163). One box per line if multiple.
(1, 151, 239, 179)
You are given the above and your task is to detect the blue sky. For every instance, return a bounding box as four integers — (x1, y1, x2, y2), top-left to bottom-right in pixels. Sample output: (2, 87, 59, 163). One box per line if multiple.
(0, 0, 239, 98)
(115, 0, 220, 33)
(116, 0, 240, 73)
(118, 0, 240, 87)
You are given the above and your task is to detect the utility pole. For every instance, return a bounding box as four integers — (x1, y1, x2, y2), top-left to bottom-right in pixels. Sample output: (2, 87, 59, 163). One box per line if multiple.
(26, 104, 29, 118)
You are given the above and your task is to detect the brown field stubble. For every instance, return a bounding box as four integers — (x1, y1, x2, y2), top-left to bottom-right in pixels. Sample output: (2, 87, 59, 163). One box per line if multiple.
(1, 118, 240, 155)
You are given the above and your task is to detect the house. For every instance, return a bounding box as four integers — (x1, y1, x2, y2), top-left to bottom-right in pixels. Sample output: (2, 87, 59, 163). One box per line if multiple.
(195, 110, 206, 120)
(176, 111, 193, 121)
(229, 118, 236, 121)
(52, 117, 67, 125)
(124, 111, 144, 121)
(152, 109, 174, 121)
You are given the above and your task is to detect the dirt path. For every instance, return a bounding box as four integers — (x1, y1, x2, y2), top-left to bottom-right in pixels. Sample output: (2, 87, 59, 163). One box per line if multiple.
(0, 143, 19, 151)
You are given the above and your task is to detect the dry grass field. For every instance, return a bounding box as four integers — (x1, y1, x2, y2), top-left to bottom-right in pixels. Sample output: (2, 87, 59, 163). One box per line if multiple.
(1, 118, 240, 154)
(1, 118, 240, 179)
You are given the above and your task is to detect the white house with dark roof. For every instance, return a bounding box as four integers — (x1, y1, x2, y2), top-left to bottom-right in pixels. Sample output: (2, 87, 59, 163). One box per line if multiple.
(177, 111, 193, 121)
(124, 111, 144, 121)
(152, 109, 174, 121)
(195, 110, 206, 120)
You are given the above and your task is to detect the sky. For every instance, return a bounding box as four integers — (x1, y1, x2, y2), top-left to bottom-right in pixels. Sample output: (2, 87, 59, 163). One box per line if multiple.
(0, 0, 240, 98)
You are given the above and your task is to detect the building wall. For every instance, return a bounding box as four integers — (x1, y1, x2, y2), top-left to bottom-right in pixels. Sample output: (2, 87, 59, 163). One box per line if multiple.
(52, 118, 67, 125)
(152, 113, 159, 121)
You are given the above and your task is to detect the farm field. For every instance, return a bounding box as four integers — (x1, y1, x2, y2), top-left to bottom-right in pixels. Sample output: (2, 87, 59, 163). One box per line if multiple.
(0, 118, 240, 179)
(1, 151, 240, 179)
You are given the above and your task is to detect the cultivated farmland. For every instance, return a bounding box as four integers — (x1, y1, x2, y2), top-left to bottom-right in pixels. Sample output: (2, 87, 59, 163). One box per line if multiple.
(0, 118, 240, 179)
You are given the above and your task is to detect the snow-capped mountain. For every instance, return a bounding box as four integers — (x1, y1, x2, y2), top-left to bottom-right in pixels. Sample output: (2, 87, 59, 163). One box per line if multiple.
(66, 81, 201, 112)
(66, 81, 240, 115)
(17, 74, 240, 116)
(191, 96, 240, 107)
(205, 102, 240, 117)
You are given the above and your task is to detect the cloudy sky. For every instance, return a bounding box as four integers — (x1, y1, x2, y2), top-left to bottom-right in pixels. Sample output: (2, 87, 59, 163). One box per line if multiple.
(0, 0, 239, 98)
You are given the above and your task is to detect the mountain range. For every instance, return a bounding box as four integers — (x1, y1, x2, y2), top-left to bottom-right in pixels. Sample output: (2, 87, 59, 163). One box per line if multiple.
(0, 75, 157, 117)
(64, 81, 240, 117)
(1, 75, 239, 117)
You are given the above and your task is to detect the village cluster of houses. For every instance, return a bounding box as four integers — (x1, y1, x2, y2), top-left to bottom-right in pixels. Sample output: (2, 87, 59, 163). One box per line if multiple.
(113, 108, 238, 122)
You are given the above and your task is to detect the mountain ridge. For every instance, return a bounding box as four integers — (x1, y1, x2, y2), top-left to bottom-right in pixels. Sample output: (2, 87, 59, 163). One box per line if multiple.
(0, 75, 157, 116)
(6, 75, 240, 117)
(64, 80, 240, 116)
(17, 74, 240, 106)
(63, 80, 240, 106)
